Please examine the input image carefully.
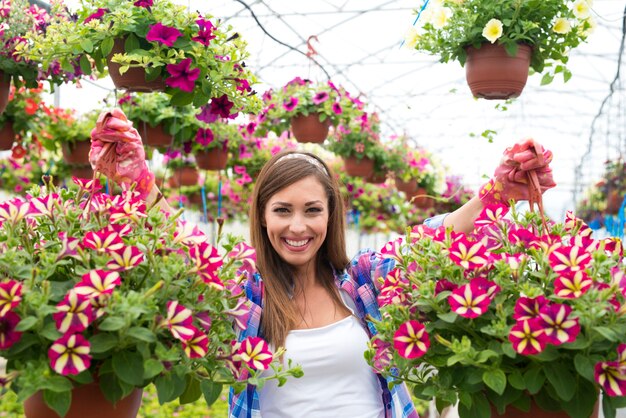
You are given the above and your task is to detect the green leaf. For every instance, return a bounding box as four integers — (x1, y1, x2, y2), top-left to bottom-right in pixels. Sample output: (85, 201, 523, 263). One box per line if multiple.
(508, 370, 525, 390)
(563, 69, 572, 83)
(574, 353, 596, 382)
(200, 380, 223, 406)
(15, 316, 38, 331)
(99, 372, 124, 404)
(437, 312, 457, 323)
(112, 350, 145, 386)
(562, 379, 598, 418)
(540, 73, 554, 85)
(483, 369, 507, 395)
(79, 54, 92, 75)
(39, 322, 62, 341)
(155, 372, 187, 404)
(523, 367, 545, 395)
(101, 37, 114, 58)
(43, 389, 71, 418)
(179, 376, 202, 404)
(544, 362, 576, 401)
(89, 333, 119, 353)
(7, 333, 38, 355)
(124, 34, 140, 52)
(41, 376, 73, 393)
(80, 38, 93, 53)
(143, 359, 164, 380)
(458, 391, 490, 418)
(594, 326, 619, 341)
(501, 342, 516, 358)
(127, 326, 156, 343)
(98, 316, 126, 331)
(70, 370, 94, 385)
(192, 91, 210, 107)
(169, 90, 195, 107)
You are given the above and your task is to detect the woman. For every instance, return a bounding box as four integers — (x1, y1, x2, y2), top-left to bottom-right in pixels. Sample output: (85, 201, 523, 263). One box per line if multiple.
(89, 109, 555, 418)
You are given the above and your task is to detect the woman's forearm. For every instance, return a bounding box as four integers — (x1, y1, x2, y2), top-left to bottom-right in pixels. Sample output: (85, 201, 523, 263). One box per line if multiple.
(442, 195, 484, 234)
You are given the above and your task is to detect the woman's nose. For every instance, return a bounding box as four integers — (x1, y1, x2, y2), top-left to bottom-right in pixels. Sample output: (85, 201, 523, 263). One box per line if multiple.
(289, 213, 306, 233)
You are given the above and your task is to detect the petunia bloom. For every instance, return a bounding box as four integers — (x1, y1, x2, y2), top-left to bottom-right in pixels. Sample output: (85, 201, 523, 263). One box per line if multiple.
(448, 282, 491, 318)
(84, 8, 107, 23)
(183, 329, 209, 359)
(595, 361, 626, 397)
(48, 333, 91, 376)
(53, 291, 95, 334)
(512, 296, 549, 321)
(146, 22, 182, 47)
(0, 312, 22, 349)
(166, 58, 200, 92)
(106, 246, 145, 271)
(74, 270, 121, 298)
(509, 319, 548, 355)
(237, 337, 273, 370)
(0, 280, 22, 317)
(163, 301, 196, 341)
(312, 91, 329, 105)
(393, 320, 430, 359)
(539, 303, 580, 345)
(554, 271, 593, 299)
(482, 18, 503, 43)
(282, 96, 299, 112)
(133, 0, 153, 7)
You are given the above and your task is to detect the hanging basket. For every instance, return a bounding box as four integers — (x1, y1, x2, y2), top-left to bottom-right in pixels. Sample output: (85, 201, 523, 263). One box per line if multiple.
(343, 156, 374, 178)
(195, 147, 228, 171)
(412, 187, 435, 210)
(465, 43, 532, 100)
(367, 171, 388, 184)
(70, 164, 94, 179)
(290, 114, 331, 143)
(169, 166, 199, 187)
(606, 190, 624, 214)
(136, 121, 173, 148)
(0, 71, 10, 115)
(0, 121, 15, 150)
(62, 140, 91, 165)
(395, 178, 419, 196)
(108, 38, 166, 92)
(24, 382, 142, 418)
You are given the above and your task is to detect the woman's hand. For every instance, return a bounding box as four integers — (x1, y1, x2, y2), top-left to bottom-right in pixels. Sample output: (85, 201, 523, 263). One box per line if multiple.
(89, 109, 155, 199)
(478, 138, 556, 206)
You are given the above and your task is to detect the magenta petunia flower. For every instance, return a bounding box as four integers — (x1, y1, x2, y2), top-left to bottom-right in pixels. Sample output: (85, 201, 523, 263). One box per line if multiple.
(183, 329, 209, 359)
(53, 291, 95, 334)
(512, 296, 549, 321)
(210, 95, 235, 119)
(538, 303, 580, 346)
(56, 232, 80, 261)
(166, 58, 200, 92)
(474, 204, 509, 227)
(146, 22, 182, 47)
(0, 198, 30, 226)
(595, 361, 626, 397)
(84, 8, 107, 23)
(196, 311, 212, 332)
(74, 270, 121, 299)
(192, 18, 216, 46)
(611, 267, 626, 298)
(549, 245, 592, 274)
(448, 237, 490, 270)
(163, 301, 196, 341)
(434, 279, 458, 295)
(228, 242, 257, 273)
(372, 338, 393, 370)
(227, 298, 250, 331)
(0, 280, 22, 317)
(393, 320, 430, 359)
(195, 127, 214, 147)
(83, 230, 124, 253)
(172, 220, 207, 245)
(331, 102, 343, 114)
(378, 270, 409, 307)
(48, 333, 91, 376)
(236, 337, 273, 370)
(106, 245, 145, 271)
(380, 238, 403, 263)
(470, 277, 500, 298)
(29, 194, 61, 218)
(312, 91, 329, 105)
(554, 271, 593, 299)
(133, 0, 153, 7)
(282, 96, 299, 112)
(509, 318, 548, 355)
(189, 242, 224, 289)
(0, 311, 22, 349)
(448, 283, 491, 318)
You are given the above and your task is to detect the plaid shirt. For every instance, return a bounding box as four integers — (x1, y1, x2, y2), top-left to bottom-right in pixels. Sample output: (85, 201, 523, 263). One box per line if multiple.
(228, 251, 420, 418)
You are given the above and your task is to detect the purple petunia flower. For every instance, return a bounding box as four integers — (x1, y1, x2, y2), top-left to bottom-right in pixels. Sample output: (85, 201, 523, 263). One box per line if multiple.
(146, 22, 183, 47)
(312, 91, 329, 105)
(166, 58, 200, 92)
(283, 96, 298, 112)
(196, 127, 214, 147)
(209, 95, 234, 119)
(192, 18, 216, 46)
(84, 8, 108, 23)
(332, 102, 343, 114)
(133, 0, 153, 7)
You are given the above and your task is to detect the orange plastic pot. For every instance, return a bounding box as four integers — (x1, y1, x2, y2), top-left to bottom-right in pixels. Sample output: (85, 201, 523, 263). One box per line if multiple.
(343, 156, 374, 178)
(169, 166, 199, 187)
(136, 122, 173, 148)
(290, 114, 330, 143)
(108, 38, 166, 92)
(195, 147, 228, 171)
(395, 178, 419, 196)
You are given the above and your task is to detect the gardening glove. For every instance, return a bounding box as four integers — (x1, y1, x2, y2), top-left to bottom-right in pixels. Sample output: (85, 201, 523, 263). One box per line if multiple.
(89, 108, 155, 199)
(478, 138, 556, 206)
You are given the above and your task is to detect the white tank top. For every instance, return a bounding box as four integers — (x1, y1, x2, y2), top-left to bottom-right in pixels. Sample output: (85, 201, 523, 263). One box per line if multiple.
(259, 291, 385, 418)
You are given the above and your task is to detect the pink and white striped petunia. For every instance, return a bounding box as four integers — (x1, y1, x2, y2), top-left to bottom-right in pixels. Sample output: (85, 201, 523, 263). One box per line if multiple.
(595, 361, 626, 397)
(56, 232, 80, 261)
(617, 344, 626, 367)
(548, 245, 592, 274)
(513, 296, 549, 321)
(378, 271, 409, 307)
(554, 271, 593, 299)
(469, 277, 500, 298)
(196, 311, 212, 332)
(163, 301, 196, 341)
(82, 229, 124, 253)
(0, 198, 30, 226)
(393, 320, 430, 359)
(172, 220, 208, 246)
(509, 318, 548, 355)
(74, 270, 121, 299)
(563, 211, 592, 237)
(372, 338, 393, 370)
(228, 242, 257, 274)
(72, 177, 103, 193)
(539, 303, 580, 346)
(448, 238, 490, 270)
(0, 280, 22, 317)
(189, 242, 224, 289)
(603, 237, 623, 257)
(448, 283, 491, 318)
(236, 337, 273, 370)
(380, 237, 403, 263)
(29, 194, 61, 218)
(182, 328, 209, 359)
(474, 204, 509, 227)
(611, 267, 626, 298)
(48, 333, 91, 376)
(109, 199, 147, 224)
(0, 311, 22, 349)
(106, 245, 145, 271)
(53, 291, 95, 334)
(227, 298, 250, 331)
(409, 224, 435, 243)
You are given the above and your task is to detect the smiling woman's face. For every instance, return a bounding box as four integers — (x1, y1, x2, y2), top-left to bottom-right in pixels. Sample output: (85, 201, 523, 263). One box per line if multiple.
(263, 175, 329, 271)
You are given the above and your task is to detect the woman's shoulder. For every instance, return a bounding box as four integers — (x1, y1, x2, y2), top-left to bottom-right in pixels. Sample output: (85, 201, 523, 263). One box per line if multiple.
(346, 248, 396, 288)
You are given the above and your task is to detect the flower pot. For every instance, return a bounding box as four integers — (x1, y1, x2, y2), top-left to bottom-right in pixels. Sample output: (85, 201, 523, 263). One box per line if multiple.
(465, 43, 532, 100)
(606, 190, 624, 214)
(0, 121, 15, 150)
(24, 382, 142, 418)
(62, 140, 91, 165)
(412, 187, 435, 210)
(343, 156, 374, 178)
(367, 172, 388, 184)
(290, 114, 331, 143)
(108, 38, 166, 92)
(136, 121, 173, 148)
(395, 178, 419, 195)
(70, 165, 94, 179)
(490, 398, 599, 418)
(0, 71, 10, 114)
(169, 166, 199, 187)
(195, 148, 228, 170)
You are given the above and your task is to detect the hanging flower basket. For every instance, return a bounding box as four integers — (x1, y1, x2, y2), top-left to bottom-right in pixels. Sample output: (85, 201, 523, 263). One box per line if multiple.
(465, 43, 532, 100)
(24, 383, 143, 418)
(70, 164, 94, 179)
(412, 187, 435, 210)
(107, 38, 166, 92)
(367, 171, 388, 184)
(62, 140, 91, 165)
(606, 190, 624, 214)
(290, 114, 331, 143)
(195, 147, 228, 171)
(395, 178, 418, 196)
(343, 155, 374, 178)
(136, 121, 173, 148)
(169, 166, 199, 187)
(0, 71, 9, 114)
(0, 121, 15, 150)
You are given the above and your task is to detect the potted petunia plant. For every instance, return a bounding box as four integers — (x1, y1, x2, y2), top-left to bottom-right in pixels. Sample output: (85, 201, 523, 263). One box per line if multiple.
(0, 84, 47, 151)
(40, 107, 101, 166)
(189, 119, 243, 171)
(394, 146, 445, 209)
(405, 0, 594, 98)
(366, 204, 626, 418)
(0, 178, 300, 417)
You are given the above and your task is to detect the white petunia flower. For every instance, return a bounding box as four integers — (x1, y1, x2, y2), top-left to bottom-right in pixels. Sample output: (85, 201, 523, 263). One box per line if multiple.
(553, 18, 572, 34)
(572, 0, 591, 19)
(482, 19, 503, 44)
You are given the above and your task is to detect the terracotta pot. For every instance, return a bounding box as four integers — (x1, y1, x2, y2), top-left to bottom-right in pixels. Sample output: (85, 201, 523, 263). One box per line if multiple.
(24, 382, 142, 418)
(465, 43, 532, 100)
(606, 190, 624, 214)
(290, 114, 331, 143)
(395, 178, 419, 195)
(0, 71, 9, 114)
(188, 192, 204, 206)
(62, 141, 91, 165)
(108, 38, 166, 92)
(412, 187, 435, 210)
(70, 165, 94, 179)
(343, 156, 374, 178)
(169, 166, 199, 187)
(0, 121, 15, 150)
(135, 122, 173, 148)
(491, 398, 599, 418)
(367, 172, 388, 184)
(195, 148, 228, 171)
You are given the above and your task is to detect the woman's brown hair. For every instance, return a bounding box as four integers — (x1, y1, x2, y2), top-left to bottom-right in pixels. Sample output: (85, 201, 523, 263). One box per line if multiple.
(249, 150, 349, 348)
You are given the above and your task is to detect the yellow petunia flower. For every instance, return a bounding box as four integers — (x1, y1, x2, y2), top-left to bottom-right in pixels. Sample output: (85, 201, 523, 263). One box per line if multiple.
(572, 0, 591, 19)
(553, 18, 571, 34)
(482, 18, 503, 44)
(404, 27, 421, 49)
(432, 7, 453, 29)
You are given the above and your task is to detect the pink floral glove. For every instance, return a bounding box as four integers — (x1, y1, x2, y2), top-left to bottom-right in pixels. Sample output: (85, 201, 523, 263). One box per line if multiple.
(478, 138, 556, 206)
(89, 108, 155, 199)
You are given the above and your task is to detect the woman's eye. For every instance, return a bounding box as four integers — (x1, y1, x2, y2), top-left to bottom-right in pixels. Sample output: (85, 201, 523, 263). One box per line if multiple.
(307, 207, 322, 213)
(273, 207, 289, 213)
